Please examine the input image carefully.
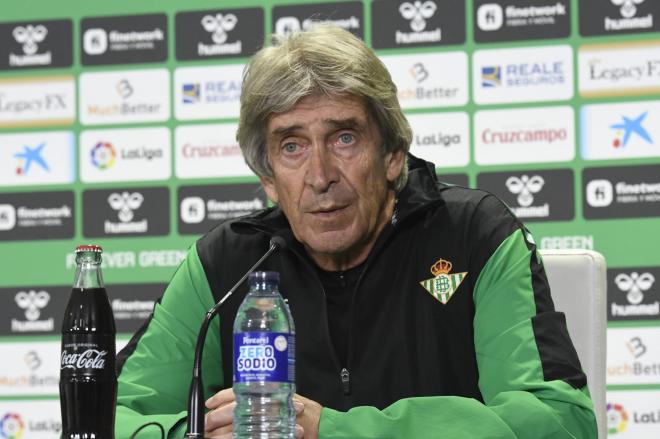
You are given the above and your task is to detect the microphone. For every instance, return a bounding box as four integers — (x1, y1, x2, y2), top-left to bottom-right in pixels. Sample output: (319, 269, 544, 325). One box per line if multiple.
(185, 236, 287, 438)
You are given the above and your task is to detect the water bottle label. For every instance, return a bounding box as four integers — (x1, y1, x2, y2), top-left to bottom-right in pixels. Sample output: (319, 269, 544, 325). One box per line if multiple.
(60, 334, 115, 378)
(233, 332, 295, 383)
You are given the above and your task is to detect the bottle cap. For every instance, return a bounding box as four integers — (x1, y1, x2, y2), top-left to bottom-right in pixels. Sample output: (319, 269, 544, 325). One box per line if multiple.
(75, 244, 103, 253)
(249, 271, 280, 284)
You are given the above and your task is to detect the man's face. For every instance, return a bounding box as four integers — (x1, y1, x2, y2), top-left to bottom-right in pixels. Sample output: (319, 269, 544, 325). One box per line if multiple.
(262, 94, 403, 270)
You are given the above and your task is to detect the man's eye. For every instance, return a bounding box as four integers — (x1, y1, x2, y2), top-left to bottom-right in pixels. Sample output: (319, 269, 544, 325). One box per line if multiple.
(283, 143, 298, 153)
(338, 133, 354, 144)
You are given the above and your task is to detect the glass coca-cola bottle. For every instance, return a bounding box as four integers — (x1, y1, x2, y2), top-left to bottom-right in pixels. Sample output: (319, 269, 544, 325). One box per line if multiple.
(60, 244, 116, 439)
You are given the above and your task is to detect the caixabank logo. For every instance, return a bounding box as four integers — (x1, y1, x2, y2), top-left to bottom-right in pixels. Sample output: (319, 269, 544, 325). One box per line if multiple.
(477, 169, 574, 222)
(371, 0, 465, 48)
(272, 1, 363, 39)
(580, 0, 660, 36)
(0, 286, 68, 335)
(0, 191, 74, 241)
(0, 19, 72, 70)
(176, 7, 264, 60)
(81, 13, 167, 65)
(583, 164, 660, 219)
(178, 183, 267, 235)
(473, 0, 570, 43)
(82, 187, 169, 237)
(607, 267, 659, 321)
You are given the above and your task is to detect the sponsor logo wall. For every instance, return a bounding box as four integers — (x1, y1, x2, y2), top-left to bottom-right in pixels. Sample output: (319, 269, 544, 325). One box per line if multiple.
(0, 1, 659, 435)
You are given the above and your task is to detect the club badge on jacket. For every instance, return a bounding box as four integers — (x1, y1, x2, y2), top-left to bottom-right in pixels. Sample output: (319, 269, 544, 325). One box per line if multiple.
(420, 259, 467, 305)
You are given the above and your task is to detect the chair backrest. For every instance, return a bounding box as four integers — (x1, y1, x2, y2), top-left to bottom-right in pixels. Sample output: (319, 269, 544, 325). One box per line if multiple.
(539, 249, 607, 439)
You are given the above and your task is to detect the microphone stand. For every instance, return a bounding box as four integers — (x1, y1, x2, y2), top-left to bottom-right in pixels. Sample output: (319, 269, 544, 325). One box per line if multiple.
(185, 237, 284, 438)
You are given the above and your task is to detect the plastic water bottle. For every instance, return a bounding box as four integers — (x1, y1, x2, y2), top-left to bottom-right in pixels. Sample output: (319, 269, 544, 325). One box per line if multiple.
(233, 271, 296, 438)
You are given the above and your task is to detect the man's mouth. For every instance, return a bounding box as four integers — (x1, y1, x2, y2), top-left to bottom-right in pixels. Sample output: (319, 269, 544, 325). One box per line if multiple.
(309, 205, 348, 218)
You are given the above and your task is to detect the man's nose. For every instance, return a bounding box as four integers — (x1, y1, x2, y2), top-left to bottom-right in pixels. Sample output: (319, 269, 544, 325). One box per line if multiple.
(304, 143, 339, 193)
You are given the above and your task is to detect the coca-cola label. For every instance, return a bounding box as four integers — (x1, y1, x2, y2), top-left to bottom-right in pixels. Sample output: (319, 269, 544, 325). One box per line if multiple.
(233, 332, 294, 384)
(60, 334, 115, 379)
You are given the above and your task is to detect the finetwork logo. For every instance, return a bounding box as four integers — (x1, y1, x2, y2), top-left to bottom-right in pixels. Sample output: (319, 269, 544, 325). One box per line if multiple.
(198, 14, 241, 56)
(606, 0, 653, 31)
(14, 143, 49, 176)
(612, 271, 659, 317)
(586, 179, 614, 207)
(0, 412, 24, 439)
(0, 205, 16, 231)
(83, 28, 107, 55)
(90, 142, 116, 170)
(396, 1, 441, 44)
(607, 403, 629, 434)
(477, 3, 503, 31)
(273, 2, 362, 38)
(180, 197, 206, 224)
(610, 111, 653, 148)
(12, 290, 54, 332)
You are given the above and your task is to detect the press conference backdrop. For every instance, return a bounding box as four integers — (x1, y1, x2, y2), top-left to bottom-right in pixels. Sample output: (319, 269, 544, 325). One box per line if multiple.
(0, 0, 658, 436)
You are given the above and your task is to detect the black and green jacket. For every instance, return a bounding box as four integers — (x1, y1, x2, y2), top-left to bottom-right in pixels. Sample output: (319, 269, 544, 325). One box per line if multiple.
(116, 155, 597, 438)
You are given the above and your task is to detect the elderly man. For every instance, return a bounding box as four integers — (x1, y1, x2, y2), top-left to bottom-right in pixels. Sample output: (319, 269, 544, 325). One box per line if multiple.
(116, 26, 597, 438)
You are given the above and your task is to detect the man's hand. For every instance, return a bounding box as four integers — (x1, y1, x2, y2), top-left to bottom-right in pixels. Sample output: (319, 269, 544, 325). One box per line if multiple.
(204, 388, 322, 439)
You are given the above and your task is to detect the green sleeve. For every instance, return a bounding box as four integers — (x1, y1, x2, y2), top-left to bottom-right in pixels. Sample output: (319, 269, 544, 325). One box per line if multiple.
(115, 245, 223, 439)
(318, 229, 597, 439)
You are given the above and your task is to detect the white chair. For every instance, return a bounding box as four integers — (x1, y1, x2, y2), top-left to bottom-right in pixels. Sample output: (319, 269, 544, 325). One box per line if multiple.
(540, 249, 607, 439)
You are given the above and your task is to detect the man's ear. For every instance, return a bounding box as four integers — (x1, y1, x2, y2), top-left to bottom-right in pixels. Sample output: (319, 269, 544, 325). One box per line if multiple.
(260, 176, 279, 204)
(385, 150, 405, 183)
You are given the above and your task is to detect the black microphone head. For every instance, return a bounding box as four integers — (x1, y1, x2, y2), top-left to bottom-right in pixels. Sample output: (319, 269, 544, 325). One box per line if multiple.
(269, 235, 288, 250)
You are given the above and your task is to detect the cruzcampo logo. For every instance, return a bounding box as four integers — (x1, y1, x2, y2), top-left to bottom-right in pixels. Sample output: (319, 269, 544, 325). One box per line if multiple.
(420, 258, 467, 304)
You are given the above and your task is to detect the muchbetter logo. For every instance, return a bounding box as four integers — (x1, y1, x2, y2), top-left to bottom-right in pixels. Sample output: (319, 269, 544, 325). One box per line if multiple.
(607, 403, 629, 434)
(24, 350, 42, 371)
(626, 336, 647, 358)
(12, 290, 54, 332)
(397, 1, 441, 43)
(506, 175, 545, 207)
(116, 79, 133, 99)
(410, 62, 429, 83)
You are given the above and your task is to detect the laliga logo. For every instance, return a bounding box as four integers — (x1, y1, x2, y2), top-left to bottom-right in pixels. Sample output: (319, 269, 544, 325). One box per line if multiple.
(201, 14, 238, 44)
(0, 412, 25, 439)
(15, 290, 50, 321)
(12, 24, 47, 55)
(505, 175, 545, 207)
(399, 1, 437, 32)
(607, 402, 629, 434)
(108, 192, 144, 223)
(612, 0, 645, 19)
(615, 272, 655, 305)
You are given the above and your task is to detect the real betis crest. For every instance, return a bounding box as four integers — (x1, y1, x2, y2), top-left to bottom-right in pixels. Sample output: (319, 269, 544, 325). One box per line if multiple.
(420, 258, 467, 305)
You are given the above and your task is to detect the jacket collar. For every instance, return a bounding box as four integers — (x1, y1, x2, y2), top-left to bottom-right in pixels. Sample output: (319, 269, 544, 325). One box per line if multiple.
(231, 153, 445, 237)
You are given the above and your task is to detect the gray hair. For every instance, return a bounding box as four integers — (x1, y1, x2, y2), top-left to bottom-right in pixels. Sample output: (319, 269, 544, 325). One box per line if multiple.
(237, 25, 412, 191)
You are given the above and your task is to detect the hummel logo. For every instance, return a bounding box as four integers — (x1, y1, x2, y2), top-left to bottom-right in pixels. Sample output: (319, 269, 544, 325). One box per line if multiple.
(108, 192, 144, 223)
(615, 272, 655, 305)
(201, 14, 238, 44)
(505, 175, 545, 207)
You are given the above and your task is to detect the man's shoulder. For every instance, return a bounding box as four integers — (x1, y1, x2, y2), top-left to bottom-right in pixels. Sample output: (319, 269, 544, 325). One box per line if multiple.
(195, 206, 281, 264)
(436, 183, 516, 226)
